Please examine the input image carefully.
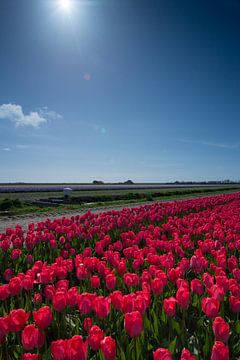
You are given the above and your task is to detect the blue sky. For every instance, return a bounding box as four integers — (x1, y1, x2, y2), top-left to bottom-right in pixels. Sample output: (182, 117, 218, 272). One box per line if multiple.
(0, 0, 240, 183)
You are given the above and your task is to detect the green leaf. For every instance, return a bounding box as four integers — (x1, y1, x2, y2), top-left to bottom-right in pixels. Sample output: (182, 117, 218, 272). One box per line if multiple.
(99, 350, 105, 360)
(171, 319, 181, 335)
(169, 336, 177, 354)
(152, 311, 159, 335)
(13, 351, 19, 360)
(192, 294, 199, 308)
(161, 306, 167, 324)
(147, 342, 154, 351)
(236, 321, 240, 335)
(203, 331, 210, 357)
(135, 338, 141, 360)
(117, 342, 126, 360)
(42, 348, 52, 360)
(197, 317, 204, 327)
(143, 314, 151, 332)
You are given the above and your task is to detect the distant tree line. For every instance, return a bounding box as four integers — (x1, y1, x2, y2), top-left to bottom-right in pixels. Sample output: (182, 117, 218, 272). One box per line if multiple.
(92, 180, 240, 185)
(171, 180, 240, 185)
(92, 180, 134, 185)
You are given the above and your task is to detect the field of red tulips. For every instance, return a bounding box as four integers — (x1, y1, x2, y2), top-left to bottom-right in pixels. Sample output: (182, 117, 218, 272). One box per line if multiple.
(1, 193, 240, 359)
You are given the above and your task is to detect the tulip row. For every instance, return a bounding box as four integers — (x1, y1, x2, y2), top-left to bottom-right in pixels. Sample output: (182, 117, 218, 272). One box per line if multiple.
(0, 193, 240, 359)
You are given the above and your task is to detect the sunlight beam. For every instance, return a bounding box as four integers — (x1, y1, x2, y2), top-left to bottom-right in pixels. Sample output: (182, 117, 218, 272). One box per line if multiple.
(58, 0, 73, 13)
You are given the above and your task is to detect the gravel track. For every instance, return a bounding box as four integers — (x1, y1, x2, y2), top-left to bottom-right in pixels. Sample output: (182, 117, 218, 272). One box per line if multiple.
(0, 201, 152, 233)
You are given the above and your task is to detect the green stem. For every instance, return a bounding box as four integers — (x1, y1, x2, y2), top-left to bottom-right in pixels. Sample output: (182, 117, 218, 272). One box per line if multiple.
(181, 310, 187, 347)
(135, 337, 138, 360)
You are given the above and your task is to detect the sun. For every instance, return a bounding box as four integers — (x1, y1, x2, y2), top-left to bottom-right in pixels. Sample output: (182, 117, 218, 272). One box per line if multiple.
(58, 0, 73, 12)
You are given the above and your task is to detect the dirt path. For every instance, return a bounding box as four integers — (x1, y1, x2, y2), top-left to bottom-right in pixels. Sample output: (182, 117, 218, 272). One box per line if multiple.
(0, 201, 152, 233)
(1, 191, 239, 233)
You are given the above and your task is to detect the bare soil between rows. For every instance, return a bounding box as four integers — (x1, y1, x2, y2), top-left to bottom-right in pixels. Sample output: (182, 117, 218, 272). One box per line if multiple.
(0, 191, 239, 233)
(0, 201, 152, 233)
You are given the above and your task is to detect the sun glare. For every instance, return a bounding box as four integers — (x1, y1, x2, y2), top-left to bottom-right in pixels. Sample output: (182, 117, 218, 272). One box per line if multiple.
(58, 0, 73, 12)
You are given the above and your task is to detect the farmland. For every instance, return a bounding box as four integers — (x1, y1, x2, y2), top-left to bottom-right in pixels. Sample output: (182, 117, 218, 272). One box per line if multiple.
(1, 184, 240, 217)
(0, 193, 240, 359)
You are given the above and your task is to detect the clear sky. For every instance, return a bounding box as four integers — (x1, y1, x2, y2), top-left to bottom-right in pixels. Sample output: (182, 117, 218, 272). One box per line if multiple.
(0, 0, 240, 183)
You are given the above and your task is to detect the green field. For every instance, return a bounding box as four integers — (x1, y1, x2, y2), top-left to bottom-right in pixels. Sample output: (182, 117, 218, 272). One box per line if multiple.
(0, 185, 240, 216)
(1, 185, 240, 202)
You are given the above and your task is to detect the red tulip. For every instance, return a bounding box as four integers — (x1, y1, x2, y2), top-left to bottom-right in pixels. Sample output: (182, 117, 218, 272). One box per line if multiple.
(67, 287, 79, 307)
(168, 267, 183, 284)
(0, 284, 10, 300)
(21, 324, 45, 350)
(66, 335, 88, 360)
(56, 280, 69, 291)
(90, 275, 101, 289)
(124, 273, 139, 287)
(110, 291, 123, 310)
(8, 309, 30, 332)
(216, 276, 229, 293)
(88, 325, 104, 350)
(39, 268, 54, 284)
(11, 249, 22, 260)
(134, 293, 149, 315)
(21, 354, 39, 360)
(151, 278, 164, 295)
(229, 296, 240, 313)
(26, 254, 34, 264)
(33, 306, 52, 329)
(191, 279, 204, 296)
(106, 274, 116, 290)
(124, 311, 143, 338)
(53, 290, 67, 312)
(211, 341, 229, 360)
(4, 268, 14, 281)
(94, 296, 111, 318)
(83, 317, 93, 332)
(51, 339, 67, 360)
(212, 317, 230, 343)
(176, 287, 190, 310)
(9, 276, 22, 296)
(33, 293, 42, 306)
(176, 279, 189, 290)
(0, 239, 10, 251)
(78, 293, 94, 315)
(22, 275, 34, 291)
(208, 285, 225, 302)
(181, 348, 196, 359)
(202, 297, 220, 318)
(76, 264, 89, 281)
(101, 336, 117, 360)
(202, 273, 214, 289)
(0, 316, 9, 336)
(163, 297, 177, 317)
(153, 348, 172, 359)
(121, 294, 135, 314)
(50, 239, 57, 249)
(44, 285, 55, 300)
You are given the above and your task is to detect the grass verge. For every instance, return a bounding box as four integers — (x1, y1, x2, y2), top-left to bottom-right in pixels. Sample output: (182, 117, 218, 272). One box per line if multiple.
(0, 187, 239, 218)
